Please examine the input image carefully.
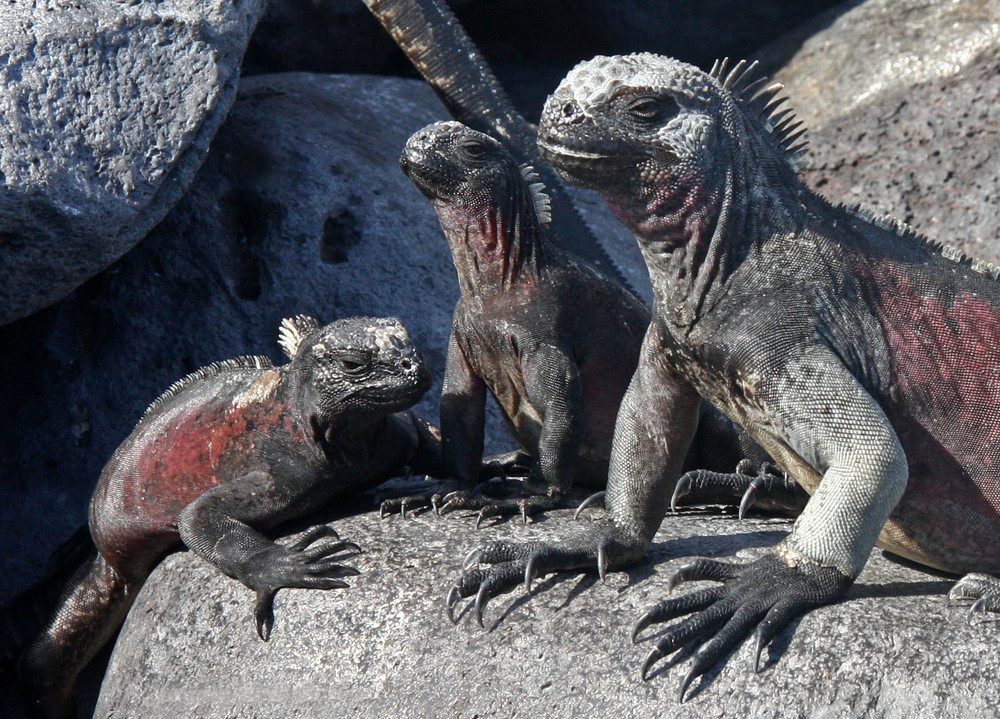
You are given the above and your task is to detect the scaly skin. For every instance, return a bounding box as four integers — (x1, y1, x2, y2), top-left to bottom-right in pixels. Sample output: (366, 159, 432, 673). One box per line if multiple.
(391, 120, 649, 522)
(451, 54, 1000, 698)
(19, 316, 443, 719)
(389, 121, 779, 525)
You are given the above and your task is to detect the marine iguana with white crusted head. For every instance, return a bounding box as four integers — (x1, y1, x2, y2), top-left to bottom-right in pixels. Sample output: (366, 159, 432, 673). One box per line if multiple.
(19, 315, 443, 718)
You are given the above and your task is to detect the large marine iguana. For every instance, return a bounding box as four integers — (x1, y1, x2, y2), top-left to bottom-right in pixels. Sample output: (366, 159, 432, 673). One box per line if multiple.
(386, 120, 788, 524)
(449, 54, 1000, 698)
(20, 315, 443, 719)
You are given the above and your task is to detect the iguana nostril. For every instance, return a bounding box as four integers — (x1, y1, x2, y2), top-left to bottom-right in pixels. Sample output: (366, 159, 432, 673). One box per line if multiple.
(400, 359, 412, 371)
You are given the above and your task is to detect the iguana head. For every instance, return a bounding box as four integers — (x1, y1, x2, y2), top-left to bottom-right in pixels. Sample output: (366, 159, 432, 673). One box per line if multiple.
(280, 315, 431, 423)
(401, 121, 550, 292)
(537, 54, 802, 244)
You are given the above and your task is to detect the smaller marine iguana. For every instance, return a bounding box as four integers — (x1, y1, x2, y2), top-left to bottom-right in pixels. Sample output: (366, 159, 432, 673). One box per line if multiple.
(450, 54, 1000, 699)
(20, 316, 443, 719)
(389, 120, 649, 523)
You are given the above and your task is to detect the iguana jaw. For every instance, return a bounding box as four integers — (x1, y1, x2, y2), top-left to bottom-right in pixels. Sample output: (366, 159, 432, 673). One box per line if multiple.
(537, 133, 653, 196)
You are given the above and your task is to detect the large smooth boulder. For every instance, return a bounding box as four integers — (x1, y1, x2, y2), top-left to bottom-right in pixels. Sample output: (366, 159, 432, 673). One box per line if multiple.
(799, 59, 1000, 262)
(94, 503, 1000, 718)
(760, 0, 1000, 125)
(0, 0, 268, 325)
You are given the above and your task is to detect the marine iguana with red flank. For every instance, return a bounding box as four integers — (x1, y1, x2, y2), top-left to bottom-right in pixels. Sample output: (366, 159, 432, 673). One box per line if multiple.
(387, 120, 648, 523)
(384, 120, 790, 525)
(448, 54, 1000, 699)
(20, 315, 443, 719)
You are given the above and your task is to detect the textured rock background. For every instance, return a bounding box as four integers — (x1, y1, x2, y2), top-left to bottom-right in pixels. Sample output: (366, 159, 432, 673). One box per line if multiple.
(0, 0, 268, 325)
(760, 0, 1000, 124)
(94, 503, 1000, 719)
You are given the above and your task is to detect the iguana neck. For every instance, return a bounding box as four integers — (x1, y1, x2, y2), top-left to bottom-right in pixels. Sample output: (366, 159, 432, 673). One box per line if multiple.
(607, 148, 801, 330)
(433, 185, 547, 298)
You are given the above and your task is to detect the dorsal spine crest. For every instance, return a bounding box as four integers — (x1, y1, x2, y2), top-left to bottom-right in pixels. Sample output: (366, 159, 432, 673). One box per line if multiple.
(520, 164, 552, 226)
(844, 202, 1000, 281)
(140, 355, 274, 421)
(278, 315, 321, 359)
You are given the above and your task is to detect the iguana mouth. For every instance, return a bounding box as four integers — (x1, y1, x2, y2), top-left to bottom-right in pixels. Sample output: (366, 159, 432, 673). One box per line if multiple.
(538, 136, 639, 189)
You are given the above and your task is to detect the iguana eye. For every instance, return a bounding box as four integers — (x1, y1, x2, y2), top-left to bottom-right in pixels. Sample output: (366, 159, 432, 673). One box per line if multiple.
(626, 96, 672, 123)
(459, 138, 488, 161)
(335, 353, 369, 374)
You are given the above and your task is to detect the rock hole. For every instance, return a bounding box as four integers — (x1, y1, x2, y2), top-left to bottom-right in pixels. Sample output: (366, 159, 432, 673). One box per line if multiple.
(319, 206, 361, 263)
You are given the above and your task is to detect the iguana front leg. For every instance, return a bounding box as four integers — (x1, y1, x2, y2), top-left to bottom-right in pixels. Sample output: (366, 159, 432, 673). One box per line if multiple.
(449, 325, 701, 621)
(380, 331, 488, 517)
(440, 342, 584, 524)
(636, 350, 908, 698)
(178, 471, 360, 640)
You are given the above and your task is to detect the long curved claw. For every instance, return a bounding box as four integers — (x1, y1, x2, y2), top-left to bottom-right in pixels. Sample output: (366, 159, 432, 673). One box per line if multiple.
(574, 491, 606, 520)
(738, 478, 763, 520)
(634, 550, 852, 689)
(463, 547, 482, 570)
(255, 590, 276, 641)
(448, 529, 638, 628)
(446, 585, 462, 624)
(286, 525, 340, 552)
(671, 473, 693, 513)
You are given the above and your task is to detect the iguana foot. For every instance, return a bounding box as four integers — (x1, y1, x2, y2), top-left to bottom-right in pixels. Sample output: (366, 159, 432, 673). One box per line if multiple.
(247, 525, 362, 640)
(437, 489, 568, 527)
(447, 523, 644, 625)
(671, 461, 808, 518)
(633, 552, 851, 701)
(379, 490, 447, 518)
(948, 573, 1000, 623)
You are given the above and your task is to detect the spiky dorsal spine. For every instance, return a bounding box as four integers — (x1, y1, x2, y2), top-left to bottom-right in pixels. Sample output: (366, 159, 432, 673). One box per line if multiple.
(709, 58, 809, 161)
(520, 165, 552, 226)
(140, 356, 274, 422)
(278, 315, 322, 359)
(844, 202, 1000, 281)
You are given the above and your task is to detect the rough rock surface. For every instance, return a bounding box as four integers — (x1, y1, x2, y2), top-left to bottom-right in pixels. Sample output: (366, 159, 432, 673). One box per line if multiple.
(242, 0, 845, 120)
(95, 500, 1000, 718)
(759, 0, 1000, 124)
(0, 72, 644, 607)
(0, 0, 267, 325)
(799, 59, 1000, 262)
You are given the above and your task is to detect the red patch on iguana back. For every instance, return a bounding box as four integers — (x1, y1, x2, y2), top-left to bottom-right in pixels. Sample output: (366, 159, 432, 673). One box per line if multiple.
(865, 262, 1000, 572)
(91, 383, 304, 570)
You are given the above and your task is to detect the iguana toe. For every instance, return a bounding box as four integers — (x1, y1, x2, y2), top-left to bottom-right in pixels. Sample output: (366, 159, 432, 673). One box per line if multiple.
(949, 573, 1000, 623)
(634, 552, 851, 699)
(670, 466, 808, 517)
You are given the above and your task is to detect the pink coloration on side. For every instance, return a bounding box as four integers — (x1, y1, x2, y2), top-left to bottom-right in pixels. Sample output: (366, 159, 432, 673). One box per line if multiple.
(90, 388, 305, 576)
(866, 261, 1000, 573)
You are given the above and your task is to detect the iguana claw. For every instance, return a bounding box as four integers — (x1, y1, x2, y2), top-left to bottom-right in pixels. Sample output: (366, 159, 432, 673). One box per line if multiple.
(669, 466, 807, 517)
(575, 491, 606, 519)
(948, 573, 1000, 624)
(633, 552, 851, 699)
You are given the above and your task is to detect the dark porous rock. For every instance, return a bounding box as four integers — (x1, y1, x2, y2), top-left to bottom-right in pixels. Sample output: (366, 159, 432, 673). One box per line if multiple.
(798, 58, 1000, 263)
(0, 0, 268, 325)
(94, 504, 1000, 718)
(760, 0, 1000, 125)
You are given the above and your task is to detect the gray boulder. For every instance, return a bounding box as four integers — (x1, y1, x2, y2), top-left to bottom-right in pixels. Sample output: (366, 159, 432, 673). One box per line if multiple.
(95, 504, 1000, 718)
(759, 0, 1000, 125)
(798, 59, 1000, 263)
(0, 0, 268, 325)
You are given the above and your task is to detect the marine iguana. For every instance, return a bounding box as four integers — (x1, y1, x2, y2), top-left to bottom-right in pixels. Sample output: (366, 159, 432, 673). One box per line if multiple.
(449, 54, 1000, 698)
(20, 315, 443, 719)
(386, 120, 789, 524)
(389, 120, 648, 522)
